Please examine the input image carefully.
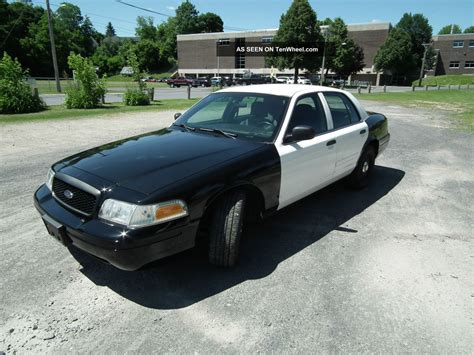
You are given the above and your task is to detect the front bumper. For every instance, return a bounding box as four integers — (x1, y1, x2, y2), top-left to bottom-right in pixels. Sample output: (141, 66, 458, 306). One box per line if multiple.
(34, 185, 199, 271)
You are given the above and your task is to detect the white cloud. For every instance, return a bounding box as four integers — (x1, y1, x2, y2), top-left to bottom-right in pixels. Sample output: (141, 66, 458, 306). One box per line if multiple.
(371, 19, 383, 23)
(167, 6, 176, 11)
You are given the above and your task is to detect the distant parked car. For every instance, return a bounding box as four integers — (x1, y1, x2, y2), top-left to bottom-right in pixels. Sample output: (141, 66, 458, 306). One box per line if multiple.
(223, 76, 235, 86)
(168, 77, 194, 88)
(287, 76, 312, 85)
(210, 77, 222, 86)
(274, 76, 289, 83)
(193, 77, 211, 87)
(141, 76, 157, 83)
(331, 79, 346, 88)
(235, 74, 271, 85)
(159, 77, 172, 83)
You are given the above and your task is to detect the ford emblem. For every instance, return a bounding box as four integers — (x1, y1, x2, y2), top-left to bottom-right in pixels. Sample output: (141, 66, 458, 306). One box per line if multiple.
(63, 189, 74, 199)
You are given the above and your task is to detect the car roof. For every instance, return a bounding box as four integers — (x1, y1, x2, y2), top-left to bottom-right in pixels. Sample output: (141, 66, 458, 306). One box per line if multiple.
(218, 84, 343, 97)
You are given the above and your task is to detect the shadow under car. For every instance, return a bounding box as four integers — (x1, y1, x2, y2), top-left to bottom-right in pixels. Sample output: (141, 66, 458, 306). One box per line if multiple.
(70, 165, 405, 309)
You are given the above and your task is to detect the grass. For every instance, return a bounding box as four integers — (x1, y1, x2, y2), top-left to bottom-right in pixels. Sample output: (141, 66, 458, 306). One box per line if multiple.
(414, 74, 474, 87)
(0, 99, 199, 125)
(355, 89, 474, 131)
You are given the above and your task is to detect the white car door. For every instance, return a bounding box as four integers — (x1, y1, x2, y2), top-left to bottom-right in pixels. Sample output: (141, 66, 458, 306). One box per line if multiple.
(321, 92, 369, 178)
(275, 93, 338, 210)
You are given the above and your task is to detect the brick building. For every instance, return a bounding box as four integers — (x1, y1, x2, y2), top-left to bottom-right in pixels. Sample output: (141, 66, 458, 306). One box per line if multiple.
(429, 33, 474, 76)
(177, 22, 391, 85)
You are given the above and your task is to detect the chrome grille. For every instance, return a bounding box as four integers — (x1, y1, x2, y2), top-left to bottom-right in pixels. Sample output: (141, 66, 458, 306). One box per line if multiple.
(52, 177, 97, 215)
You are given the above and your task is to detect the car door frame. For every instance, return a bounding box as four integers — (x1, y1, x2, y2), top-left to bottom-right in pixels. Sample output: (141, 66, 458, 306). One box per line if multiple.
(274, 91, 341, 210)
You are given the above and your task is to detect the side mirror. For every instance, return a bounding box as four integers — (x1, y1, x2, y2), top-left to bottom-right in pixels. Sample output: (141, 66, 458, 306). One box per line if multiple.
(174, 112, 182, 120)
(286, 125, 315, 143)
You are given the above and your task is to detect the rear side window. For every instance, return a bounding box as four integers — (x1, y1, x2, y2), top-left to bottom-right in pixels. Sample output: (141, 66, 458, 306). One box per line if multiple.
(323, 92, 360, 129)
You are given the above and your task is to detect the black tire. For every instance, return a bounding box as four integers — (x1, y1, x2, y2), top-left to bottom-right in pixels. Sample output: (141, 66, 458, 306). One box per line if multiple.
(208, 191, 247, 267)
(349, 145, 376, 189)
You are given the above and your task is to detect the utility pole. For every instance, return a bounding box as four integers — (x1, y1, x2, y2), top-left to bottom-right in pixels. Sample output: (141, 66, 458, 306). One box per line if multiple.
(418, 43, 430, 87)
(46, 0, 61, 93)
(320, 27, 329, 85)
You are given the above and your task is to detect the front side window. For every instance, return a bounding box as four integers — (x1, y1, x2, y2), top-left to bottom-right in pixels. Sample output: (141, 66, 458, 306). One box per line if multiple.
(286, 94, 327, 134)
(464, 61, 474, 68)
(469, 40, 474, 48)
(174, 92, 289, 142)
(453, 40, 464, 48)
(323, 92, 360, 129)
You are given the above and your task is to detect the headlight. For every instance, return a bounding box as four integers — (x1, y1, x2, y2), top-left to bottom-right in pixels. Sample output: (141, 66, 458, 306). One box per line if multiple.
(46, 168, 55, 191)
(98, 199, 188, 228)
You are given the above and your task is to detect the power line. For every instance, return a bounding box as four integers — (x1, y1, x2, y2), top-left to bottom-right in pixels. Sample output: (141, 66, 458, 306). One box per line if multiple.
(115, 0, 172, 18)
(114, 0, 250, 31)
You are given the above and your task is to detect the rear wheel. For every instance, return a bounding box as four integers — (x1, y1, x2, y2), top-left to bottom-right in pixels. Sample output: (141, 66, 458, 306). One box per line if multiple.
(208, 191, 247, 267)
(349, 145, 376, 189)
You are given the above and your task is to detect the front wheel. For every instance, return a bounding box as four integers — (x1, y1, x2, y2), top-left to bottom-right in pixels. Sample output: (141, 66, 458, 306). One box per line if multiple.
(208, 191, 247, 267)
(349, 145, 376, 189)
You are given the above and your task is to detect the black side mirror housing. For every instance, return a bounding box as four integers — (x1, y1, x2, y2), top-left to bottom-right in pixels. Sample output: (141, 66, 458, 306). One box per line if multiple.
(174, 112, 182, 120)
(285, 125, 315, 143)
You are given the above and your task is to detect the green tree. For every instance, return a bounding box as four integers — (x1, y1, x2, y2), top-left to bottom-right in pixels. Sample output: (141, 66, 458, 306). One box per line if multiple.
(157, 18, 178, 66)
(91, 37, 126, 75)
(463, 26, 474, 33)
(266, 0, 322, 83)
(136, 16, 158, 41)
(21, 3, 98, 76)
(374, 28, 414, 75)
(65, 53, 106, 109)
(326, 18, 364, 77)
(197, 12, 223, 33)
(0, 1, 44, 75)
(0, 52, 44, 114)
(396, 13, 432, 69)
(438, 24, 462, 34)
(105, 22, 116, 37)
(175, 1, 199, 34)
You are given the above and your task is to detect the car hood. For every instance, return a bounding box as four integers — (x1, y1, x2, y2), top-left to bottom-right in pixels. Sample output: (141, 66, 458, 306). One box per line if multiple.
(54, 128, 262, 195)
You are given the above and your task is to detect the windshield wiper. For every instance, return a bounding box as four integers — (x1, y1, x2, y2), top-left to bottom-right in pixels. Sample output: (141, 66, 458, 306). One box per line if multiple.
(198, 127, 238, 139)
(173, 123, 196, 132)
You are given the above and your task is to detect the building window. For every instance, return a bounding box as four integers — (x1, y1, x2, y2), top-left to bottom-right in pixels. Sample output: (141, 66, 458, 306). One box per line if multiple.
(262, 36, 273, 43)
(235, 37, 245, 69)
(449, 61, 460, 69)
(469, 40, 474, 48)
(218, 39, 230, 46)
(465, 61, 474, 68)
(452, 40, 464, 48)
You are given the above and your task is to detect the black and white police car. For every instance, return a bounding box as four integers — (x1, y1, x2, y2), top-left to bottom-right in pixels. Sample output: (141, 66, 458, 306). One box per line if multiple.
(35, 84, 390, 270)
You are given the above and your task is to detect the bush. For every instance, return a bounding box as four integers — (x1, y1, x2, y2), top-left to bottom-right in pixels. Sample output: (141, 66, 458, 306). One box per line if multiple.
(65, 53, 106, 109)
(122, 52, 150, 106)
(123, 88, 150, 106)
(0, 52, 45, 114)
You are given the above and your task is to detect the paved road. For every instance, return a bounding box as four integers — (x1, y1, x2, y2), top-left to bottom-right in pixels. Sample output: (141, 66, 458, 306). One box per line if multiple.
(0, 102, 472, 352)
(40, 88, 213, 106)
(41, 85, 470, 106)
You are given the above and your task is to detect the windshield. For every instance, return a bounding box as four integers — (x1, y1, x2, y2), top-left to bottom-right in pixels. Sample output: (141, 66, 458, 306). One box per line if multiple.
(174, 92, 289, 142)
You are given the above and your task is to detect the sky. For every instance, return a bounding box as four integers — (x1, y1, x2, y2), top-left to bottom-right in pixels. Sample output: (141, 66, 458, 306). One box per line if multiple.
(29, 0, 474, 37)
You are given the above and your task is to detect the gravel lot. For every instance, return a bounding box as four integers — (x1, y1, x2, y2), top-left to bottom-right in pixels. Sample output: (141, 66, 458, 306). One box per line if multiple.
(0, 102, 472, 353)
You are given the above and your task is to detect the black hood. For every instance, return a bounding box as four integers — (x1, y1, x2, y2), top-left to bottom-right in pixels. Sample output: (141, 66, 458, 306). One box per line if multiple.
(54, 128, 263, 195)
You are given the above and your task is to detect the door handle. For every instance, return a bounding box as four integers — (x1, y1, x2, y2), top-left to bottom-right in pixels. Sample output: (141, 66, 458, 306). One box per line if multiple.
(360, 129, 367, 134)
(326, 139, 336, 146)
